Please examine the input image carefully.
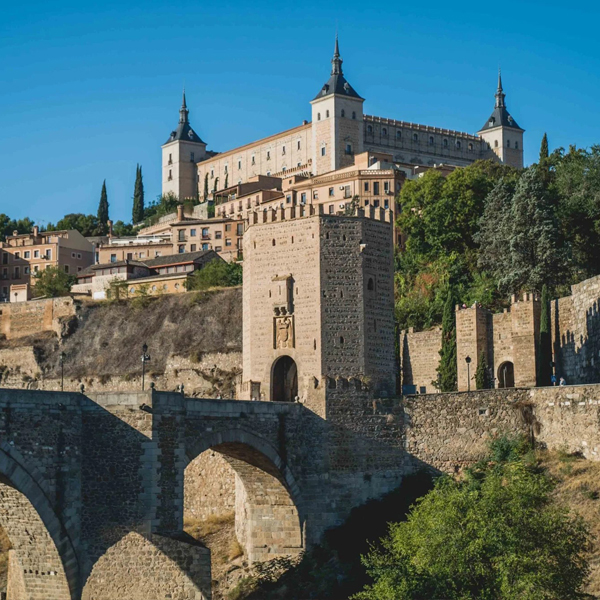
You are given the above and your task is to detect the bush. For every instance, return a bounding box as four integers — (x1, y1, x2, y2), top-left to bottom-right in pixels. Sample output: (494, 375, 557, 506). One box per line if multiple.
(185, 259, 242, 291)
(33, 266, 76, 297)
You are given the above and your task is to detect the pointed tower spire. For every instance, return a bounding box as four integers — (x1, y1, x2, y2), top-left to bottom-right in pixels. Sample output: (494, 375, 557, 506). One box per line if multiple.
(179, 88, 189, 124)
(331, 33, 343, 76)
(495, 67, 506, 108)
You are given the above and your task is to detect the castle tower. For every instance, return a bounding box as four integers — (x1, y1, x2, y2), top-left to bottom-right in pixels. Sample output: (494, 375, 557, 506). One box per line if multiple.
(310, 36, 364, 176)
(478, 71, 524, 169)
(161, 91, 207, 200)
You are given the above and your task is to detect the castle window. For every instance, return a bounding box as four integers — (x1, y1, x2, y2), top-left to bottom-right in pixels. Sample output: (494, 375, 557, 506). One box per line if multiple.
(291, 236, 294, 244)
(507, 140, 511, 148)
(429, 136, 434, 145)
(238, 160, 241, 169)
(345, 143, 353, 155)
(317, 113, 321, 121)
(272, 239, 276, 247)
(266, 151, 270, 160)
(515, 141, 519, 149)
(210, 169, 214, 178)
(456, 141, 461, 149)
(190, 152, 195, 162)
(382, 128, 387, 136)
(367, 125, 373, 133)
(468, 143, 474, 151)
(326, 110, 330, 118)
(341, 109, 345, 117)
(494, 140, 499, 148)
(168, 169, 172, 181)
(352, 112, 356, 120)
(224, 164, 228, 173)
(321, 146, 326, 156)
(252, 155, 256, 165)
(443, 139, 448, 147)
(339, 336, 344, 344)
(297, 140, 301, 150)
(282, 146, 286, 155)
(413, 133, 418, 142)
(168, 153, 172, 164)
(329, 187, 334, 197)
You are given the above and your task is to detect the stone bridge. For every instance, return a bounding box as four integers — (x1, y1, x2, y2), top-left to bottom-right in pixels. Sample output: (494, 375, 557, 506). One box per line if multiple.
(0, 385, 598, 599)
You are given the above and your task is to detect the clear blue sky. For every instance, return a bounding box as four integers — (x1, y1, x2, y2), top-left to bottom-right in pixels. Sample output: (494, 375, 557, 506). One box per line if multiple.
(1, 0, 599, 226)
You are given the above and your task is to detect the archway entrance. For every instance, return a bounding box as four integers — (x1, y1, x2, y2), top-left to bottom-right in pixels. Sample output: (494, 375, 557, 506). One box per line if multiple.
(498, 362, 515, 388)
(272, 356, 298, 402)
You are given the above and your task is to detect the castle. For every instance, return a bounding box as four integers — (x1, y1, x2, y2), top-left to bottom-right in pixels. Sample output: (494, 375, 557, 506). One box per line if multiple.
(162, 37, 524, 204)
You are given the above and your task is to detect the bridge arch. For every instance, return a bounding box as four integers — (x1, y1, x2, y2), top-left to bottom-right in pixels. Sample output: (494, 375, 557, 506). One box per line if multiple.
(0, 446, 78, 599)
(185, 429, 304, 564)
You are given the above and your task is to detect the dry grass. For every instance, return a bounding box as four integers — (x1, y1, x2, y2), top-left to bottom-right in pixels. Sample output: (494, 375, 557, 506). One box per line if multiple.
(184, 512, 236, 540)
(228, 539, 244, 561)
(538, 449, 600, 596)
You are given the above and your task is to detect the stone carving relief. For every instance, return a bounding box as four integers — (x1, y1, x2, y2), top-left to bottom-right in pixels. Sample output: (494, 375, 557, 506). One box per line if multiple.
(274, 314, 294, 349)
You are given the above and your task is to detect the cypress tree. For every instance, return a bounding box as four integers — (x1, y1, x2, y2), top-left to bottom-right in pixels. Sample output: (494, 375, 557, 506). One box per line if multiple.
(97, 180, 109, 234)
(539, 133, 549, 163)
(538, 284, 553, 386)
(475, 350, 491, 389)
(204, 173, 209, 199)
(437, 288, 457, 392)
(132, 164, 145, 224)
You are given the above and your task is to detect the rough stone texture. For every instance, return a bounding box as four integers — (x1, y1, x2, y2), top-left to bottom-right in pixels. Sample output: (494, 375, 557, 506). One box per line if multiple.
(552, 274, 600, 384)
(400, 327, 441, 394)
(0, 297, 76, 340)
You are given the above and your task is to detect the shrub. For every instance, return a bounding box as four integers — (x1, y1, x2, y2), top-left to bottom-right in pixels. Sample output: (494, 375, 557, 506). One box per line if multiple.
(185, 259, 242, 291)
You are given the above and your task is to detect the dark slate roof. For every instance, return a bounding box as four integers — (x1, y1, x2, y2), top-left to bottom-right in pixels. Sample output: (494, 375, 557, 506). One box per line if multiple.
(144, 249, 218, 268)
(478, 73, 523, 132)
(312, 37, 363, 101)
(164, 91, 206, 145)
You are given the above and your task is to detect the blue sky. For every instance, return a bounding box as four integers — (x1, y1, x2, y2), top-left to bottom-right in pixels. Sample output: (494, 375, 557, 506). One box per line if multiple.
(1, 0, 599, 226)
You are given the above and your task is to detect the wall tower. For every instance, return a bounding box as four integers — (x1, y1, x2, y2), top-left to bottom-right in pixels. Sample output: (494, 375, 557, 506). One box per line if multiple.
(478, 71, 524, 169)
(310, 36, 364, 176)
(161, 91, 207, 200)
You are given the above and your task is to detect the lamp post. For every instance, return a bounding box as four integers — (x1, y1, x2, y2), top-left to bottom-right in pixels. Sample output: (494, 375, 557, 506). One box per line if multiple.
(465, 355, 472, 392)
(59, 351, 66, 391)
(141, 343, 151, 391)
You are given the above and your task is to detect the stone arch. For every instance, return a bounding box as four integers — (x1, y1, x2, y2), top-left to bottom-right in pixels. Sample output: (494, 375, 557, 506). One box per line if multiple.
(498, 361, 515, 388)
(186, 429, 304, 564)
(271, 355, 298, 402)
(0, 447, 77, 599)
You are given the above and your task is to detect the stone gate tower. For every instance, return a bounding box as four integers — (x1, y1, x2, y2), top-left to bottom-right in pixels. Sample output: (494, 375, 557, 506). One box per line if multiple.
(240, 205, 396, 416)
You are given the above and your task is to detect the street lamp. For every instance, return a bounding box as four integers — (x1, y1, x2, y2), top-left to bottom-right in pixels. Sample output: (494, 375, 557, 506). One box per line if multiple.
(59, 351, 66, 391)
(465, 355, 472, 392)
(141, 343, 151, 391)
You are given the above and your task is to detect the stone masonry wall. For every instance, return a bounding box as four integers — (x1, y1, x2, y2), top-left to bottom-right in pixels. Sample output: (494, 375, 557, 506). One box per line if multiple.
(400, 327, 441, 394)
(552, 274, 600, 384)
(0, 297, 76, 340)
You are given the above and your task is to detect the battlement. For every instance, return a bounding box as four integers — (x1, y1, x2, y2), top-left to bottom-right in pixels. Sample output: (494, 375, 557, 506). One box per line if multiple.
(244, 203, 393, 230)
(455, 292, 540, 315)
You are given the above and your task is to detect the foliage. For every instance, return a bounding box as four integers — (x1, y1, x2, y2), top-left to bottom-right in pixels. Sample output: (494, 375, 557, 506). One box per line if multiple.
(47, 213, 100, 237)
(475, 350, 491, 389)
(204, 173, 209, 199)
(97, 180, 109, 234)
(32, 266, 76, 298)
(142, 191, 180, 225)
(111, 220, 136, 236)
(132, 164, 145, 224)
(185, 259, 243, 291)
(355, 439, 591, 600)
(538, 284, 553, 386)
(437, 287, 457, 392)
(540, 132, 549, 163)
(0, 214, 35, 241)
(131, 284, 153, 310)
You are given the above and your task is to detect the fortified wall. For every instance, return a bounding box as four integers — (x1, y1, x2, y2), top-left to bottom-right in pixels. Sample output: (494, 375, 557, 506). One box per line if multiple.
(400, 326, 441, 394)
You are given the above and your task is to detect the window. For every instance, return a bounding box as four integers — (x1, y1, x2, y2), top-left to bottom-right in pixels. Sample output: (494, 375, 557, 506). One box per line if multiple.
(345, 143, 353, 155)
(515, 141, 519, 149)
(224, 164, 228, 173)
(178, 230, 185, 241)
(237, 224, 243, 236)
(506, 140, 511, 148)
(328, 187, 334, 197)
(215, 246, 222, 252)
(341, 109, 345, 117)
(15, 252, 20, 260)
(46, 249, 52, 260)
(178, 245, 185, 253)
(367, 278, 374, 291)
(110, 254, 117, 263)
(24, 266, 30, 275)
(397, 130, 402, 139)
(215, 231, 222, 239)
(297, 140, 301, 150)
(326, 110, 329, 118)
(126, 252, 133, 260)
(328, 205, 334, 214)
(321, 146, 326, 156)
(301, 192, 307, 203)
(456, 141, 461, 149)
(238, 160, 241, 169)
(282, 146, 286, 155)
(202, 243, 209, 250)
(384, 181, 389, 193)
(168, 153, 172, 164)
(266, 151, 271, 160)
(2, 254, 6, 264)
(71, 252, 76, 258)
(313, 191, 318, 200)
(33, 265, 38, 272)
(202, 228, 209, 238)
(225, 239, 232, 246)
(384, 199, 389, 209)
(468, 143, 474, 151)
(77, 253, 81, 259)
(373, 182, 380, 195)
(210, 169, 214, 178)
(13, 267, 20, 279)
(382, 128, 387, 136)
(190, 244, 196, 252)
(64, 265, 69, 273)
(168, 169, 172, 181)
(413, 133, 418, 142)
(317, 113, 321, 121)
(364, 182, 369, 192)
(251, 155, 256, 165)
(190, 152, 195, 162)
(24, 251, 30, 259)
(190, 228, 197, 237)
(374, 200, 380, 208)
(352, 111, 356, 119)
(443, 139, 448, 147)
(429, 136, 434, 145)
(494, 140, 499, 148)
(367, 125, 373, 133)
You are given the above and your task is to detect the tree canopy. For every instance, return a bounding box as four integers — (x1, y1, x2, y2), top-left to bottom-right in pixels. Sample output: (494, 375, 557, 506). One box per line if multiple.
(32, 266, 76, 298)
(185, 259, 242, 291)
(97, 180, 109, 234)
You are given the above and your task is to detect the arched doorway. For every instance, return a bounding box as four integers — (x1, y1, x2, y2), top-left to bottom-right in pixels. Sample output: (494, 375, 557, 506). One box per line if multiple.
(498, 361, 515, 388)
(272, 356, 298, 402)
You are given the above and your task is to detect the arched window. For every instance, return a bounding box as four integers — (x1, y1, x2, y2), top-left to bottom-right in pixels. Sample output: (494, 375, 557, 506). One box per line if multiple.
(515, 141, 519, 149)
(456, 140, 461, 149)
(352, 111, 356, 120)
(317, 113, 321, 121)
(341, 109, 345, 117)
(367, 278, 374, 291)
(429, 136, 434, 145)
(507, 140, 511, 148)
(382, 128, 387, 136)
(443, 139, 448, 147)
(326, 110, 330, 118)
(397, 130, 402, 139)
(413, 133, 418, 142)
(494, 140, 499, 148)
(468, 142, 474, 151)
(339, 336, 345, 345)
(367, 125, 373, 133)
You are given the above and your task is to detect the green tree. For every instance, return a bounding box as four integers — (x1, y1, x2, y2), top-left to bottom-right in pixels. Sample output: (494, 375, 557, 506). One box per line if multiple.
(132, 164, 145, 224)
(185, 259, 242, 291)
(538, 284, 553, 386)
(204, 173, 209, 199)
(475, 350, 491, 389)
(49, 213, 99, 237)
(0, 215, 35, 241)
(97, 180, 109, 234)
(437, 288, 457, 392)
(540, 132, 549, 163)
(32, 266, 76, 298)
(111, 220, 136, 237)
(355, 447, 590, 600)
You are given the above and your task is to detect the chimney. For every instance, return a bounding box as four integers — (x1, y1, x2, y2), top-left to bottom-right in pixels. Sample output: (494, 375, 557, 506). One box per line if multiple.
(32, 225, 39, 237)
(12, 230, 18, 237)
(177, 204, 184, 221)
(107, 220, 113, 237)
